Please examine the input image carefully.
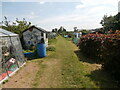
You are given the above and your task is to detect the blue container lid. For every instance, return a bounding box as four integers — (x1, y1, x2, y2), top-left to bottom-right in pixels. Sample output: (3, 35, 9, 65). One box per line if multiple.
(24, 52, 34, 55)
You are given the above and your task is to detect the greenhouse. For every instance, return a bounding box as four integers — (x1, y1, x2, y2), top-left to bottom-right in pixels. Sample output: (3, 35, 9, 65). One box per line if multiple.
(0, 28, 25, 83)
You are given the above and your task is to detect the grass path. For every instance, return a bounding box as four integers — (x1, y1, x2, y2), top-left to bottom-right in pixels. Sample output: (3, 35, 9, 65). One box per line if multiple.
(3, 36, 118, 88)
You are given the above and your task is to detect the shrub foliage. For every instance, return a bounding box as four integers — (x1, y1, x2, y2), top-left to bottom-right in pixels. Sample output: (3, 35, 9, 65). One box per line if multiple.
(47, 46, 56, 51)
(78, 33, 120, 82)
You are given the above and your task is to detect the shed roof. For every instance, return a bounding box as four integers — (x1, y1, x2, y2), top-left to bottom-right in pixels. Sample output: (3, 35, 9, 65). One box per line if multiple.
(23, 25, 48, 33)
(0, 28, 18, 37)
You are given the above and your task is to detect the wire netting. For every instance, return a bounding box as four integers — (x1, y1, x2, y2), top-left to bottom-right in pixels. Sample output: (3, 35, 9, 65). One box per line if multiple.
(0, 30, 25, 82)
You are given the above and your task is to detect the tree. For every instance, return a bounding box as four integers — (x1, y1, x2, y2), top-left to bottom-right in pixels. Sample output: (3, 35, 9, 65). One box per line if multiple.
(52, 28, 58, 33)
(52, 29, 55, 32)
(0, 16, 32, 37)
(58, 26, 63, 33)
(63, 28, 66, 32)
(58, 26, 67, 33)
(54, 28, 58, 32)
(113, 13, 120, 30)
(100, 13, 120, 32)
(80, 29, 90, 35)
(74, 27, 78, 32)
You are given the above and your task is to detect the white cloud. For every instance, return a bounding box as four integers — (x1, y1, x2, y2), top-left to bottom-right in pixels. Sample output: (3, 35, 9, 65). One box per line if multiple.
(15, 11, 39, 19)
(38, 14, 86, 23)
(75, 0, 119, 9)
(118, 1, 120, 12)
(2, 0, 82, 2)
(33, 0, 119, 30)
(39, 1, 45, 4)
(75, 4, 85, 9)
(9, 0, 16, 2)
(30, 12, 34, 15)
(32, 13, 103, 31)
(2, 0, 119, 31)
(75, 0, 118, 17)
(27, 12, 38, 19)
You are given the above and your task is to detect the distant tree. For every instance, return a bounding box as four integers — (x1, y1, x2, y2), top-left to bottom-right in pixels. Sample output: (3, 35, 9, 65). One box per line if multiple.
(100, 13, 120, 32)
(63, 28, 66, 32)
(52, 29, 55, 32)
(0, 16, 32, 37)
(57, 26, 67, 36)
(74, 27, 78, 32)
(54, 28, 58, 32)
(80, 29, 90, 35)
(58, 26, 63, 33)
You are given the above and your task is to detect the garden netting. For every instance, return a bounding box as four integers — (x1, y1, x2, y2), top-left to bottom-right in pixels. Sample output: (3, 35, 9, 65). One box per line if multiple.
(0, 29, 25, 82)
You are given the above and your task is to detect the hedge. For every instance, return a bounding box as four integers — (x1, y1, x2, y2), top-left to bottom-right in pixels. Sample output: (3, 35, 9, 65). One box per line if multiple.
(78, 33, 120, 82)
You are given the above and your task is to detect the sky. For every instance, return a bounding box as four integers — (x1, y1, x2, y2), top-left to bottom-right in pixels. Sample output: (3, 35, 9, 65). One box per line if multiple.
(0, 0, 120, 31)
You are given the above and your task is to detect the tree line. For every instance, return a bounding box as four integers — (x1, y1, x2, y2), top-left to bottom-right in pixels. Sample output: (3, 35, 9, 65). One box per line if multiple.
(0, 13, 119, 37)
(0, 16, 32, 37)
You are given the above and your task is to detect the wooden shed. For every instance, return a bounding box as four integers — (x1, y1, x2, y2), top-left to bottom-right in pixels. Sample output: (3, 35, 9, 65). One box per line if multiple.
(22, 26, 48, 49)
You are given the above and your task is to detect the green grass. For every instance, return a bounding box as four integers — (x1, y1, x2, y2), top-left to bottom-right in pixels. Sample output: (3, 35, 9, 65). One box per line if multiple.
(32, 61, 46, 88)
(31, 36, 118, 88)
(46, 46, 56, 51)
(31, 38, 58, 88)
(55, 36, 97, 88)
(58, 36, 118, 88)
(48, 38, 57, 45)
(65, 37, 73, 41)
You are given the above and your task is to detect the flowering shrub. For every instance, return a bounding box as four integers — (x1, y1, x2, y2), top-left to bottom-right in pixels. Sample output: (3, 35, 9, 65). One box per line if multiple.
(79, 34, 105, 62)
(78, 33, 120, 82)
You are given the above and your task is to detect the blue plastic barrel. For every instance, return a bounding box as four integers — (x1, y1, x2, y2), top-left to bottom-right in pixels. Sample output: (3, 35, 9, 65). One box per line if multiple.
(37, 43, 46, 58)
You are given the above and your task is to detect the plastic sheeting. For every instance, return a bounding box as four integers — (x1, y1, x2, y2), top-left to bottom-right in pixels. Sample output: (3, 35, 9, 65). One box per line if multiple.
(73, 38, 80, 45)
(0, 29, 25, 82)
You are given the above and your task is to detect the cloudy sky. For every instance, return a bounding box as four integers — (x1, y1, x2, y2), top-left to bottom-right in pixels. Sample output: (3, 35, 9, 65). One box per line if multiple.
(0, 0, 119, 31)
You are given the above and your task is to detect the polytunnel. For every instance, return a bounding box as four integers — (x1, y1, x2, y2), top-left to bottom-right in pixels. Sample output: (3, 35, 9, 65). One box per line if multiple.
(0, 28, 25, 83)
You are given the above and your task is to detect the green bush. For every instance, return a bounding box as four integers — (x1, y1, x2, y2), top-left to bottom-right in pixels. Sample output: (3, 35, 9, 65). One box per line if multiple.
(78, 33, 120, 83)
(47, 46, 56, 51)
(23, 50, 34, 53)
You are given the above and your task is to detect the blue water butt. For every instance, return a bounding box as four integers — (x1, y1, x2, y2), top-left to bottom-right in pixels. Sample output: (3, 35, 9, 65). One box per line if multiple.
(37, 43, 46, 58)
